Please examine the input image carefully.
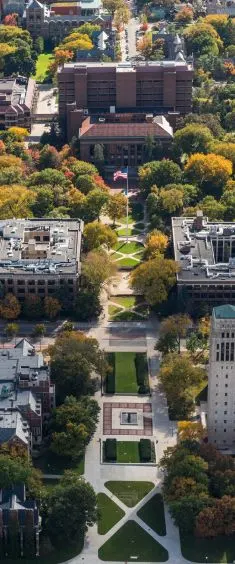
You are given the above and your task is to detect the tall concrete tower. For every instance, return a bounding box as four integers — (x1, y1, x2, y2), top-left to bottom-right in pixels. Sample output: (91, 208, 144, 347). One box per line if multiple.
(208, 304, 235, 449)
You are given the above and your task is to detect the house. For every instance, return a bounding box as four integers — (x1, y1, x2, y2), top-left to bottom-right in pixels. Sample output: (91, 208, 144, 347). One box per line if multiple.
(0, 483, 40, 557)
(0, 409, 31, 453)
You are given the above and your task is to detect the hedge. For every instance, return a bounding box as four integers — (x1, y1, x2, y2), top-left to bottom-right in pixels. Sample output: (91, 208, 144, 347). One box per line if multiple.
(105, 353, 115, 394)
(139, 439, 151, 462)
(135, 353, 149, 393)
(105, 439, 117, 461)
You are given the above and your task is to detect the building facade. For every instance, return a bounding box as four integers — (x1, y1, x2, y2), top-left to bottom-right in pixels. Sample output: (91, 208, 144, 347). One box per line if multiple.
(0, 484, 40, 557)
(24, 0, 112, 40)
(0, 78, 36, 131)
(208, 304, 235, 450)
(0, 218, 83, 301)
(78, 114, 173, 166)
(58, 60, 193, 135)
(172, 212, 235, 311)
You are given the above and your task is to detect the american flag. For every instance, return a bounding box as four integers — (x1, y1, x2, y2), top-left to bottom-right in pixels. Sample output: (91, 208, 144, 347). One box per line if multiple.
(113, 168, 128, 181)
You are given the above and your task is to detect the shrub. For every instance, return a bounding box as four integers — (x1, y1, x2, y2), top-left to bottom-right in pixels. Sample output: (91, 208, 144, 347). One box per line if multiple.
(139, 439, 151, 462)
(105, 353, 115, 393)
(138, 384, 149, 394)
(105, 439, 117, 462)
(135, 353, 148, 387)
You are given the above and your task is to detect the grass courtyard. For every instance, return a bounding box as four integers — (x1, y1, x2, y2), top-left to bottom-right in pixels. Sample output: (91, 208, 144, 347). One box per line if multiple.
(105, 351, 149, 394)
(113, 241, 144, 255)
(97, 493, 125, 535)
(137, 493, 166, 536)
(117, 441, 140, 463)
(105, 481, 154, 507)
(34, 449, 84, 476)
(33, 53, 53, 82)
(98, 520, 169, 562)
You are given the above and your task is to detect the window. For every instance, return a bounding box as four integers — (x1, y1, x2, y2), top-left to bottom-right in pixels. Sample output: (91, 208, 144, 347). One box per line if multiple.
(224, 402, 227, 405)
(222, 332, 225, 338)
(224, 429, 227, 432)
(225, 384, 228, 387)
(224, 419, 227, 422)
(225, 393, 228, 396)
(226, 374, 228, 378)
(227, 332, 230, 338)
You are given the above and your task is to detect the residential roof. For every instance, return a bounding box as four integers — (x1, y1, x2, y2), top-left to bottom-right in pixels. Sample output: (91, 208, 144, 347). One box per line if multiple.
(80, 120, 173, 140)
(0, 410, 29, 446)
(213, 305, 235, 319)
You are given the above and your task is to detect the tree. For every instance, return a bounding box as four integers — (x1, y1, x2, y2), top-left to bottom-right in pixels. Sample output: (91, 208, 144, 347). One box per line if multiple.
(183, 22, 222, 58)
(211, 470, 235, 498)
(114, 4, 130, 29)
(139, 160, 182, 194)
(170, 496, 209, 534)
(30, 186, 54, 217)
(93, 144, 104, 172)
(74, 288, 102, 321)
(33, 323, 46, 338)
(173, 124, 213, 158)
(106, 193, 127, 225)
(159, 187, 184, 216)
(39, 145, 60, 170)
(46, 473, 97, 546)
(178, 421, 206, 442)
(82, 249, 117, 290)
(84, 188, 109, 222)
(22, 295, 42, 320)
(34, 36, 44, 54)
(83, 221, 117, 252)
(212, 142, 235, 170)
(3, 14, 18, 26)
(51, 395, 100, 460)
(158, 353, 205, 419)
(164, 476, 208, 503)
(131, 255, 178, 307)
(145, 229, 168, 259)
(143, 135, 155, 161)
(44, 296, 61, 320)
(184, 153, 232, 197)
(58, 32, 93, 54)
(103, 0, 124, 15)
(4, 322, 19, 340)
(49, 331, 107, 403)
(195, 496, 235, 537)
(0, 185, 34, 219)
(175, 6, 194, 24)
(156, 314, 192, 354)
(0, 294, 21, 320)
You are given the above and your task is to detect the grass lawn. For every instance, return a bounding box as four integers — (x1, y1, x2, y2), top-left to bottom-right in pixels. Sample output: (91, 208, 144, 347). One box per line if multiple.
(119, 202, 144, 224)
(137, 493, 166, 536)
(97, 493, 125, 535)
(108, 304, 122, 317)
(33, 53, 53, 82)
(34, 449, 84, 475)
(98, 520, 168, 562)
(110, 295, 137, 308)
(115, 351, 137, 393)
(117, 441, 140, 463)
(114, 241, 144, 254)
(180, 532, 235, 563)
(117, 257, 139, 269)
(105, 481, 154, 507)
(113, 310, 144, 321)
(118, 226, 144, 236)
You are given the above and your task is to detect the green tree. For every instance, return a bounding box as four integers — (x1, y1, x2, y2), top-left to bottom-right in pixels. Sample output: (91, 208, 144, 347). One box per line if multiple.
(84, 189, 109, 222)
(22, 295, 42, 320)
(106, 193, 127, 225)
(83, 221, 117, 252)
(93, 143, 104, 172)
(44, 296, 61, 320)
(156, 314, 191, 354)
(73, 288, 102, 321)
(139, 160, 182, 194)
(82, 249, 117, 290)
(49, 331, 107, 403)
(31, 186, 54, 217)
(130, 255, 178, 307)
(0, 454, 32, 489)
(4, 322, 19, 341)
(39, 145, 60, 170)
(173, 124, 213, 158)
(46, 473, 97, 546)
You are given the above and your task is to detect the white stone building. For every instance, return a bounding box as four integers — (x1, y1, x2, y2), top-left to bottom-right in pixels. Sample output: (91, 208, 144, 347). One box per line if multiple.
(208, 304, 235, 450)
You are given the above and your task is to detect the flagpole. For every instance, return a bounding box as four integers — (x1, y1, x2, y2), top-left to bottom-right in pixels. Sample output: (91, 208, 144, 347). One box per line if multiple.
(126, 166, 129, 244)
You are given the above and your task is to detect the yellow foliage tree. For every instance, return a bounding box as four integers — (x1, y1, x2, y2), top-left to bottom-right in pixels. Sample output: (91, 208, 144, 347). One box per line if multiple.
(184, 153, 232, 196)
(60, 32, 93, 53)
(0, 155, 23, 170)
(0, 185, 34, 218)
(145, 230, 168, 259)
(8, 127, 28, 140)
(178, 421, 206, 442)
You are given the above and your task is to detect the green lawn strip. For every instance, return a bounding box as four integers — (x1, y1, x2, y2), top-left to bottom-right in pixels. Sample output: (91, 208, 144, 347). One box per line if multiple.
(115, 351, 137, 393)
(108, 304, 123, 317)
(33, 53, 53, 82)
(34, 449, 84, 475)
(117, 257, 140, 268)
(180, 531, 235, 563)
(0, 535, 84, 564)
(105, 481, 154, 507)
(135, 304, 149, 317)
(110, 295, 137, 308)
(112, 310, 144, 321)
(137, 493, 166, 536)
(117, 441, 140, 463)
(118, 226, 144, 236)
(97, 493, 125, 535)
(113, 241, 144, 254)
(98, 520, 168, 562)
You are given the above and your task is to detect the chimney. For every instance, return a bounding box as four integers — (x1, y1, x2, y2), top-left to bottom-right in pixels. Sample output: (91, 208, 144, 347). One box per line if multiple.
(145, 114, 153, 123)
(193, 210, 204, 231)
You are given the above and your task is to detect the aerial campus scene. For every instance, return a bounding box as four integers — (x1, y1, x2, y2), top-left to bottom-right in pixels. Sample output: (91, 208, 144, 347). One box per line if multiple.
(0, 0, 234, 562)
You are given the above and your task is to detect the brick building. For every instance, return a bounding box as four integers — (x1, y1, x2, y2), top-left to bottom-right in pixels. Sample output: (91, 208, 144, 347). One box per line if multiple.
(79, 113, 173, 166)
(0, 78, 36, 131)
(0, 484, 40, 557)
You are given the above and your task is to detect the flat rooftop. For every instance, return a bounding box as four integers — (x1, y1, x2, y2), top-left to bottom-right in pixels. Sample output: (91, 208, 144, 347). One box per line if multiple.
(59, 60, 193, 72)
(172, 215, 235, 283)
(0, 218, 83, 276)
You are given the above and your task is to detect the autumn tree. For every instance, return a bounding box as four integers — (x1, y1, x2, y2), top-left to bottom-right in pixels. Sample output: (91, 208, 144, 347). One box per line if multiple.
(0, 294, 21, 320)
(183, 22, 223, 58)
(106, 193, 127, 225)
(212, 142, 235, 170)
(4, 322, 19, 340)
(145, 229, 168, 259)
(139, 160, 182, 194)
(44, 297, 61, 320)
(175, 6, 193, 24)
(22, 295, 42, 320)
(3, 13, 18, 26)
(195, 496, 235, 537)
(0, 185, 34, 219)
(131, 255, 178, 307)
(159, 186, 184, 216)
(178, 421, 206, 442)
(82, 249, 117, 291)
(158, 353, 205, 419)
(83, 221, 117, 252)
(103, 0, 125, 15)
(156, 314, 192, 354)
(184, 153, 232, 197)
(59, 31, 93, 53)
